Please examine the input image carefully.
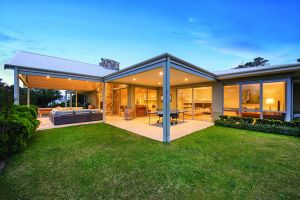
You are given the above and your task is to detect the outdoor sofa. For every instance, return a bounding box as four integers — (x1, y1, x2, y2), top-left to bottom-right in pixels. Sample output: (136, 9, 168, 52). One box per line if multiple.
(49, 109, 103, 125)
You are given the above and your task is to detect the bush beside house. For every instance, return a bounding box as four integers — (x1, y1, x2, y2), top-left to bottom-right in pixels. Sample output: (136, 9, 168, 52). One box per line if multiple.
(0, 105, 39, 161)
(215, 115, 300, 137)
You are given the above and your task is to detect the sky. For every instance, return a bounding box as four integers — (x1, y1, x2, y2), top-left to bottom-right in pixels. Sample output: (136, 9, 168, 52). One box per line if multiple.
(0, 0, 300, 85)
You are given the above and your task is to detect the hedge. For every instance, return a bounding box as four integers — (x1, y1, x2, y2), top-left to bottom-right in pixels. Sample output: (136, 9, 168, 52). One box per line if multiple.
(215, 115, 300, 137)
(0, 105, 39, 160)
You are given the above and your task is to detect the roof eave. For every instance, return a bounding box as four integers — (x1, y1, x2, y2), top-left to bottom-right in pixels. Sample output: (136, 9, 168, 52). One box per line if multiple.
(216, 64, 300, 80)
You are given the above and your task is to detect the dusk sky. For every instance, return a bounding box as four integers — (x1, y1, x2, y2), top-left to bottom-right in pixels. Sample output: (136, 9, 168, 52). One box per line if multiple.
(1, 0, 300, 84)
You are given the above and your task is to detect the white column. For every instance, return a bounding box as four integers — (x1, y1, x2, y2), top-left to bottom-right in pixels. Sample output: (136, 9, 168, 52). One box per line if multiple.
(286, 78, 292, 121)
(65, 91, 68, 108)
(27, 87, 30, 106)
(163, 57, 171, 143)
(14, 67, 20, 105)
(75, 91, 78, 108)
(102, 82, 106, 122)
(260, 80, 263, 119)
(70, 91, 73, 107)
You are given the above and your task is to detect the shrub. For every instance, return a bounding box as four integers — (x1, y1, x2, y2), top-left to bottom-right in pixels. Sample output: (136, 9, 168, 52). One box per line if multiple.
(0, 105, 39, 160)
(228, 116, 242, 122)
(219, 115, 228, 120)
(241, 117, 254, 124)
(215, 115, 300, 137)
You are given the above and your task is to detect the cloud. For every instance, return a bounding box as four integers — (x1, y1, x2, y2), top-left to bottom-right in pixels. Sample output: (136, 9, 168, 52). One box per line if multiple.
(0, 32, 17, 42)
(188, 17, 195, 23)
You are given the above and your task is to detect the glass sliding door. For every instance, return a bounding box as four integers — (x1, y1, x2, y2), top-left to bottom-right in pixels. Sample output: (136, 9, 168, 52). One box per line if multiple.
(120, 88, 128, 116)
(135, 87, 157, 116)
(177, 88, 193, 117)
(147, 89, 157, 112)
(193, 87, 212, 120)
(113, 87, 127, 116)
(223, 84, 240, 116)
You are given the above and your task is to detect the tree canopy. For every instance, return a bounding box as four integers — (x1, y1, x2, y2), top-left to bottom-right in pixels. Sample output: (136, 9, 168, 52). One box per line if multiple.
(235, 57, 269, 69)
(0, 79, 62, 108)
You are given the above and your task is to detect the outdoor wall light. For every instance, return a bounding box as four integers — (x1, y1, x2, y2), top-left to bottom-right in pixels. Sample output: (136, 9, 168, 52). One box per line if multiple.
(46, 76, 50, 79)
(133, 78, 136, 81)
(68, 78, 71, 80)
(184, 78, 188, 81)
(159, 72, 163, 76)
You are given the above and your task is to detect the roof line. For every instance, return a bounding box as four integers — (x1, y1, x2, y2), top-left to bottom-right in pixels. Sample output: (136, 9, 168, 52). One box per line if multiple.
(215, 63, 300, 77)
(4, 64, 103, 80)
(104, 52, 217, 79)
(17, 50, 101, 67)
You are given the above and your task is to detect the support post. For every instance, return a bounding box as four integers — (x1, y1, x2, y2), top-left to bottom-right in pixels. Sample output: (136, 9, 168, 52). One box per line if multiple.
(260, 80, 263, 119)
(14, 67, 20, 105)
(75, 91, 78, 108)
(27, 87, 30, 106)
(163, 56, 171, 143)
(192, 87, 195, 120)
(286, 78, 292, 121)
(70, 91, 73, 107)
(65, 91, 68, 108)
(102, 82, 106, 122)
(127, 84, 135, 109)
(212, 81, 223, 120)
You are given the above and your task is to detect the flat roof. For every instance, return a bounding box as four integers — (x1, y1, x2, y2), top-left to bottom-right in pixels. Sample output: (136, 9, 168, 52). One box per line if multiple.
(4, 51, 116, 77)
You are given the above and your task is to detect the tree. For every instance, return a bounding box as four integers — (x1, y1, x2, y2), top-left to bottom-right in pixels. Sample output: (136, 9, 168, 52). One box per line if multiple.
(29, 89, 62, 108)
(0, 79, 62, 108)
(235, 57, 269, 69)
(297, 58, 300, 62)
(0, 79, 13, 115)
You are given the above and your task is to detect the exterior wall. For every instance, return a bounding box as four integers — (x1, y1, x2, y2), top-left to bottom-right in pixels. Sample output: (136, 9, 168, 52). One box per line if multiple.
(157, 86, 177, 110)
(127, 84, 135, 109)
(86, 91, 97, 107)
(212, 81, 223, 121)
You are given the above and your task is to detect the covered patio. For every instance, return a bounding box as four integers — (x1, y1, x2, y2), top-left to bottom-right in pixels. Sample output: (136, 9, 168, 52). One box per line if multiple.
(104, 53, 217, 143)
(5, 51, 219, 143)
(106, 115, 213, 141)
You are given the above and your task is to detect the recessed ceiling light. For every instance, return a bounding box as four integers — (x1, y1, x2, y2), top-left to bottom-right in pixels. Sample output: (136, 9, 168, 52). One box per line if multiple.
(133, 78, 136, 81)
(159, 72, 163, 76)
(184, 78, 188, 81)
(46, 76, 50, 79)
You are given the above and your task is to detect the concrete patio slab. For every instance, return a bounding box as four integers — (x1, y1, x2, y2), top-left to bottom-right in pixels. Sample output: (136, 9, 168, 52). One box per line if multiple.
(106, 116, 213, 141)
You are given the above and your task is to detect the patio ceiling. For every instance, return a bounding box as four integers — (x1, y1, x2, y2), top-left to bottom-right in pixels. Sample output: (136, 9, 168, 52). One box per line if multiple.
(111, 67, 212, 87)
(22, 75, 100, 91)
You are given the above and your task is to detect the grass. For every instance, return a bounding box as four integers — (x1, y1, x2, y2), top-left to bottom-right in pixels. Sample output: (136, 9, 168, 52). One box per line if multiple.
(1, 123, 300, 199)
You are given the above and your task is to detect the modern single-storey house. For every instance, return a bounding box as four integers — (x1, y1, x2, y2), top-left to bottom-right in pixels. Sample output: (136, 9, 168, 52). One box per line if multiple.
(4, 51, 300, 142)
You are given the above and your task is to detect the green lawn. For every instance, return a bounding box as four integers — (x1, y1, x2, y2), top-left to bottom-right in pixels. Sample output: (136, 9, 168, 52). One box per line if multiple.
(1, 124, 300, 199)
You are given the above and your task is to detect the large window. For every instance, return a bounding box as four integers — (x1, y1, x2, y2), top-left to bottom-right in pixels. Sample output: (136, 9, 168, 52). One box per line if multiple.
(135, 87, 157, 112)
(242, 83, 260, 111)
(223, 84, 239, 116)
(263, 82, 285, 112)
(223, 80, 287, 119)
(135, 88, 147, 105)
